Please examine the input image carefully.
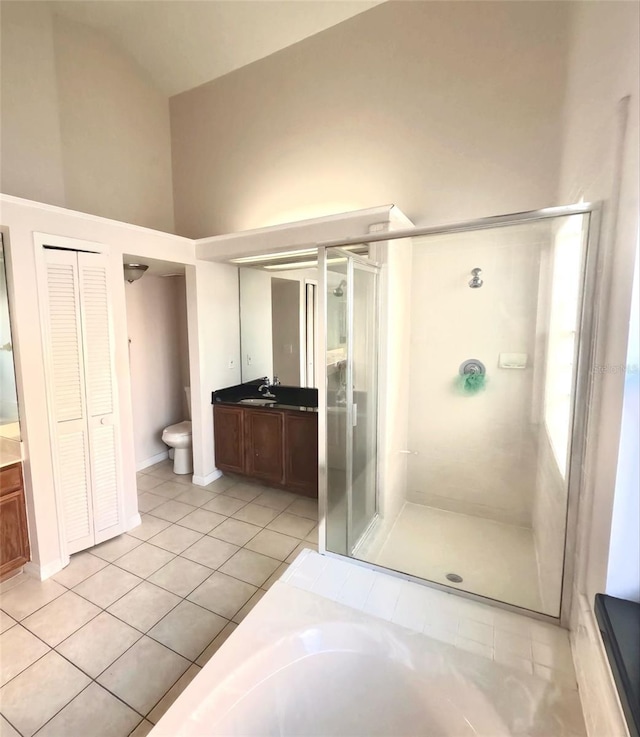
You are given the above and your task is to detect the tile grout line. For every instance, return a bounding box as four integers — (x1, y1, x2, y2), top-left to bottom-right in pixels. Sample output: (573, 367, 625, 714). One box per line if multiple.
(4, 596, 222, 736)
(4, 535, 300, 693)
(2, 470, 318, 736)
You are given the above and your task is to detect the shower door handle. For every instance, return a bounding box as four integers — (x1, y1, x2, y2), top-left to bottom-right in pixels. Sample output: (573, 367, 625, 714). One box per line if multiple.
(352, 403, 358, 427)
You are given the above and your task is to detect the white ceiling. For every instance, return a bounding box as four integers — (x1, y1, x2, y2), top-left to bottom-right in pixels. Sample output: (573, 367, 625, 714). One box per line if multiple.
(51, 0, 382, 97)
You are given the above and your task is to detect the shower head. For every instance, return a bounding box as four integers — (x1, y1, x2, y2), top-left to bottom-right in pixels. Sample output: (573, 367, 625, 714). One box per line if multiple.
(468, 268, 483, 289)
(333, 280, 346, 297)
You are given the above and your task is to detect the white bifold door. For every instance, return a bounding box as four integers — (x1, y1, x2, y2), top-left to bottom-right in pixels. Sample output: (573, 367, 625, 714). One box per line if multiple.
(42, 247, 124, 554)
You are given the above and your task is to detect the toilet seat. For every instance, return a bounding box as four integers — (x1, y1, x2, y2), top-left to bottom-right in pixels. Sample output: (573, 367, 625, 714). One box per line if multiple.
(161, 387, 194, 476)
(162, 421, 192, 441)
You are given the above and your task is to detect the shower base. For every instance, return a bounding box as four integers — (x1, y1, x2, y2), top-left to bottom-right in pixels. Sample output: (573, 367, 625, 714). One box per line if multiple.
(374, 503, 544, 614)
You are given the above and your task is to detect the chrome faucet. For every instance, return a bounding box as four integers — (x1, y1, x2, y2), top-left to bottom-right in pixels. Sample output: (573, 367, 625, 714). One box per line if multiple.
(258, 377, 277, 398)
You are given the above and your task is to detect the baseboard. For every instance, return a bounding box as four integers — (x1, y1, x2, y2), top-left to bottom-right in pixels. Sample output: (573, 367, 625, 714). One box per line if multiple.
(24, 558, 66, 581)
(136, 451, 169, 472)
(192, 469, 223, 487)
(571, 592, 630, 737)
(127, 513, 142, 531)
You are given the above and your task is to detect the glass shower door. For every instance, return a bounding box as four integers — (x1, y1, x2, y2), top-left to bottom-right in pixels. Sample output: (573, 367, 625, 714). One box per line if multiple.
(324, 248, 379, 555)
(350, 260, 378, 550)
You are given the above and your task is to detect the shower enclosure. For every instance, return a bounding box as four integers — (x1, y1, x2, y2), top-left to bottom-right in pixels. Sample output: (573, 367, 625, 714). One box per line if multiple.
(318, 205, 598, 622)
(323, 249, 379, 557)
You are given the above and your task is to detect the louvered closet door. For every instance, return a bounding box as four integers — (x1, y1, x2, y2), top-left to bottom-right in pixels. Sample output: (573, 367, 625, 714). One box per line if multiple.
(43, 249, 95, 554)
(77, 252, 124, 544)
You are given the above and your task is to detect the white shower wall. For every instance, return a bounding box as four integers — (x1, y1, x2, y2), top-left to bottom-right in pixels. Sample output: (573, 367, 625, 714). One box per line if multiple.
(405, 226, 548, 527)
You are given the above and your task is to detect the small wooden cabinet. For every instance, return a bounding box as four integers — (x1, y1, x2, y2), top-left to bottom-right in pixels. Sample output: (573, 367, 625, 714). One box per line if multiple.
(213, 405, 245, 473)
(214, 404, 318, 497)
(284, 412, 319, 494)
(244, 410, 285, 484)
(0, 462, 30, 581)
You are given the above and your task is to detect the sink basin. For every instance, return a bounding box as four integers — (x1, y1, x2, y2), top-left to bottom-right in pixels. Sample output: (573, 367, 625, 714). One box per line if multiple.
(239, 398, 277, 406)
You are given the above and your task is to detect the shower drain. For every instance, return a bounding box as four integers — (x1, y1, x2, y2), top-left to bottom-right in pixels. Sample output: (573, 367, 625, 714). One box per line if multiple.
(446, 573, 463, 583)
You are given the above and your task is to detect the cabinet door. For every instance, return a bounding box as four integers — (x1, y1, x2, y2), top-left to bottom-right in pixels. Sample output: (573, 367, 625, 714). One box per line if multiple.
(284, 412, 318, 497)
(77, 252, 123, 544)
(214, 405, 245, 473)
(245, 410, 284, 484)
(0, 465, 30, 579)
(41, 248, 125, 553)
(42, 248, 94, 554)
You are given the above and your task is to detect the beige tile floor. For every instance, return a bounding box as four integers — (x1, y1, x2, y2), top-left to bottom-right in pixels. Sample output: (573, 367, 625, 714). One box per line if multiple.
(0, 462, 318, 737)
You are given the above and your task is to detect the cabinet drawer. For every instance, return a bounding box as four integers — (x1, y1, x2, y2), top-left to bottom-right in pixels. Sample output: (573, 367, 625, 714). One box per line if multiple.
(0, 463, 23, 497)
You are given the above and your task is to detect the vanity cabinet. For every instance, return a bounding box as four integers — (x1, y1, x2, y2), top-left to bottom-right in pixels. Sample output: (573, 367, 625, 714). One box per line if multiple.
(213, 404, 317, 497)
(284, 412, 318, 494)
(0, 463, 30, 580)
(244, 410, 285, 484)
(212, 405, 246, 473)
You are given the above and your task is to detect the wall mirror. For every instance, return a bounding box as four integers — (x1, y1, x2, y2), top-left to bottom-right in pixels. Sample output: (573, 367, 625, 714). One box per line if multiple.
(237, 245, 370, 388)
(0, 235, 21, 441)
(239, 260, 319, 387)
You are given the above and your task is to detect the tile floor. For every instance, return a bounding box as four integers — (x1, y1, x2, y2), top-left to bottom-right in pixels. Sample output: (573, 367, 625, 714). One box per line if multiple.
(0, 461, 318, 737)
(375, 502, 544, 612)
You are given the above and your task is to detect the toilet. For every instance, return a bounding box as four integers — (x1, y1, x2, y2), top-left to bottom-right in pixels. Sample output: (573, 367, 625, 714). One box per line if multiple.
(162, 387, 193, 475)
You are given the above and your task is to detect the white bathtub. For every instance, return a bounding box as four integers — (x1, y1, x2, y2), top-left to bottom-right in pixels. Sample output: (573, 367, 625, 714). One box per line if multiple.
(153, 581, 543, 737)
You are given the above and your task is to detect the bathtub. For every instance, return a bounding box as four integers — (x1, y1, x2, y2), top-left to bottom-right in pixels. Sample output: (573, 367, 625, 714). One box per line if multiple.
(153, 580, 556, 737)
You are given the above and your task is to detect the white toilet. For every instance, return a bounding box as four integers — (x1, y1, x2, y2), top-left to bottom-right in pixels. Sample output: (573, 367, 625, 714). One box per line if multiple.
(162, 387, 193, 475)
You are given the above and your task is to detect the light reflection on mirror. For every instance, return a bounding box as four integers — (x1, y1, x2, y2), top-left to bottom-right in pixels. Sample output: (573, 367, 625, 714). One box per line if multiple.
(0, 236, 21, 441)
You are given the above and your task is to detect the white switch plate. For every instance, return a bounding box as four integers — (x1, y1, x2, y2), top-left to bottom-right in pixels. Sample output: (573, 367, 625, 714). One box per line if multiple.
(498, 352, 527, 369)
(228, 358, 236, 370)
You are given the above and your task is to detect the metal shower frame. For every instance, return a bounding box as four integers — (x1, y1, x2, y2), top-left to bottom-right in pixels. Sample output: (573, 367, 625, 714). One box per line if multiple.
(316, 202, 601, 627)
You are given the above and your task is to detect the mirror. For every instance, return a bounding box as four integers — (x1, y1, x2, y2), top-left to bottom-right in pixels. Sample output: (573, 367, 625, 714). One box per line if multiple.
(0, 235, 21, 441)
(239, 266, 318, 387)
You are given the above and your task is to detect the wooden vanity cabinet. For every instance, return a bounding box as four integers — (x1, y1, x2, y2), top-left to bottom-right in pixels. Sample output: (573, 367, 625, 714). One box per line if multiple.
(214, 404, 318, 497)
(244, 410, 285, 484)
(284, 412, 318, 496)
(213, 405, 246, 473)
(0, 463, 30, 581)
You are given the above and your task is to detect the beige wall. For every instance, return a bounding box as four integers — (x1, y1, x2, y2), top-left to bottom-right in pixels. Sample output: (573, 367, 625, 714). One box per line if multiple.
(125, 275, 187, 469)
(0, 2, 174, 232)
(174, 276, 191, 418)
(188, 260, 241, 484)
(558, 0, 640, 607)
(0, 195, 194, 578)
(557, 3, 639, 736)
(0, 2, 66, 207)
(170, 1, 569, 237)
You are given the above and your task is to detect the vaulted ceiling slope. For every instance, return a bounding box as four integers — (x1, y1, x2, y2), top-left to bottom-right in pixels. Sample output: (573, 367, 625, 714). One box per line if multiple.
(51, 0, 383, 97)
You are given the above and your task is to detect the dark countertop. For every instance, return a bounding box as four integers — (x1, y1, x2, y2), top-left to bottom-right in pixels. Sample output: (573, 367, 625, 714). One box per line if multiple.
(214, 398, 318, 413)
(212, 382, 318, 414)
(595, 594, 640, 737)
